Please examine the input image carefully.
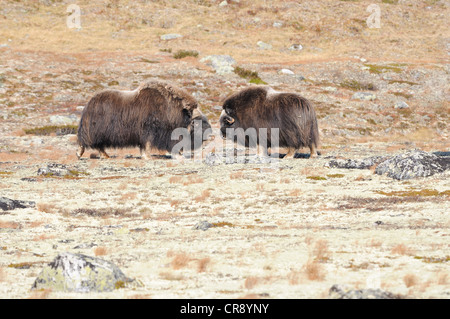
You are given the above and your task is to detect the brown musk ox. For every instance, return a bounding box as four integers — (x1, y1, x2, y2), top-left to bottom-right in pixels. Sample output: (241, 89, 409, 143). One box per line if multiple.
(76, 80, 211, 159)
(219, 86, 319, 158)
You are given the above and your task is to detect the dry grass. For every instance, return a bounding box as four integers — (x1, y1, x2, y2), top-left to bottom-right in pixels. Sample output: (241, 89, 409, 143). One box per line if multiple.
(313, 239, 330, 262)
(169, 252, 191, 270)
(0, 221, 21, 229)
(197, 257, 211, 273)
(169, 176, 183, 184)
(94, 246, 108, 256)
(244, 276, 260, 289)
(391, 244, 412, 256)
(36, 203, 58, 214)
(230, 171, 244, 179)
(304, 260, 325, 281)
(194, 189, 211, 202)
(403, 274, 418, 288)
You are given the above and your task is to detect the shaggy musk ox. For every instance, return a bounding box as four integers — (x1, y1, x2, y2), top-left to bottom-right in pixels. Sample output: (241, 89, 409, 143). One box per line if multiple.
(77, 80, 211, 159)
(219, 86, 319, 158)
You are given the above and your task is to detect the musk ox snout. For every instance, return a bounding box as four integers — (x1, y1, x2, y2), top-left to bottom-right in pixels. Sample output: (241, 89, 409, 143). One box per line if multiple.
(219, 86, 319, 158)
(76, 80, 211, 159)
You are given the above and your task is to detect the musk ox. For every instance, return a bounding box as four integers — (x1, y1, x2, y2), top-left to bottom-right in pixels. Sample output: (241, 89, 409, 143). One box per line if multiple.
(77, 80, 211, 159)
(219, 86, 319, 158)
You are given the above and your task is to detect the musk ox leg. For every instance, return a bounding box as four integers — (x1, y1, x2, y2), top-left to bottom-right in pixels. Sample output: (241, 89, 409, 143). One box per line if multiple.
(99, 149, 110, 159)
(76, 145, 85, 159)
(309, 145, 318, 159)
(257, 145, 269, 157)
(285, 148, 298, 159)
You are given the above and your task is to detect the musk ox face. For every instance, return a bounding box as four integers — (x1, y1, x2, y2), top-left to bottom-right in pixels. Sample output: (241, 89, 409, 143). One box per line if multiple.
(219, 109, 239, 138)
(219, 86, 319, 158)
(190, 109, 212, 149)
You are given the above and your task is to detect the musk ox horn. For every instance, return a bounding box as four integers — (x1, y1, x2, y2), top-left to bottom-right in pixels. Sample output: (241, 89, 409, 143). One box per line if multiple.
(225, 117, 235, 124)
(192, 108, 202, 119)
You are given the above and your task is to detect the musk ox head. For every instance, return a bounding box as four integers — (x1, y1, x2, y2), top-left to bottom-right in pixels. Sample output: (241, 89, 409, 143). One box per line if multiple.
(219, 86, 319, 158)
(77, 80, 211, 159)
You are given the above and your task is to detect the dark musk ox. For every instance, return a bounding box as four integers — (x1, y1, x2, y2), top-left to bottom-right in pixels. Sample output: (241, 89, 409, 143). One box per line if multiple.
(219, 86, 319, 158)
(77, 80, 211, 159)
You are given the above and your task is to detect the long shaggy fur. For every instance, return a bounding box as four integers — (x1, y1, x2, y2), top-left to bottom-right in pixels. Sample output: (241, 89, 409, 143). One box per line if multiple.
(77, 80, 209, 157)
(219, 86, 319, 157)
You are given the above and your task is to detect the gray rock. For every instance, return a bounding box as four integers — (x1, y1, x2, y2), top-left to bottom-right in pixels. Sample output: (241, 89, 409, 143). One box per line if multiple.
(0, 197, 36, 211)
(160, 33, 183, 41)
(279, 68, 294, 75)
(257, 41, 272, 50)
(193, 221, 214, 231)
(219, 0, 228, 6)
(375, 150, 449, 180)
(200, 55, 236, 75)
(329, 284, 402, 299)
(273, 22, 283, 28)
(326, 156, 388, 170)
(352, 92, 376, 101)
(49, 114, 78, 125)
(394, 101, 409, 109)
(32, 252, 134, 292)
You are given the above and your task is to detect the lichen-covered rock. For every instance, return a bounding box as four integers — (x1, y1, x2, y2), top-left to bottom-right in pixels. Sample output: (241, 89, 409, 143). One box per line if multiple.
(326, 156, 387, 170)
(32, 253, 134, 293)
(0, 197, 35, 211)
(375, 150, 449, 180)
(329, 284, 402, 299)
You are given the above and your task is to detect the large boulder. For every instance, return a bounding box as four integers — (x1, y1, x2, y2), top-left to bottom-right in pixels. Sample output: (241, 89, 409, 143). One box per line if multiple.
(375, 150, 449, 180)
(32, 253, 134, 292)
(326, 150, 449, 180)
(200, 55, 236, 75)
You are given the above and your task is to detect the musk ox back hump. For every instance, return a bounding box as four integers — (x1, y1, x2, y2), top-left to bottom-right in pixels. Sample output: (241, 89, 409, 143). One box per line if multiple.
(77, 80, 198, 153)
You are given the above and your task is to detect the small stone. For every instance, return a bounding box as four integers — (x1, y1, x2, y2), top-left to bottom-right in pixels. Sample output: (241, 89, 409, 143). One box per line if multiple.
(273, 22, 283, 28)
(193, 221, 214, 231)
(257, 41, 272, 50)
(219, 0, 228, 7)
(352, 92, 376, 101)
(288, 44, 303, 51)
(279, 69, 294, 75)
(160, 33, 183, 41)
(394, 101, 409, 109)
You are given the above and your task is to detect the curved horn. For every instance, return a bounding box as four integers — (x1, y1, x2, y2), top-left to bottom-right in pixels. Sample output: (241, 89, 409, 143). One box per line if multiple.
(225, 116, 235, 124)
(192, 108, 202, 119)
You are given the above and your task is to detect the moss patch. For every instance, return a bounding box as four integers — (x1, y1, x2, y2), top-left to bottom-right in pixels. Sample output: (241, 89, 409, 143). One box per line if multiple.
(234, 66, 268, 85)
(24, 125, 78, 136)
